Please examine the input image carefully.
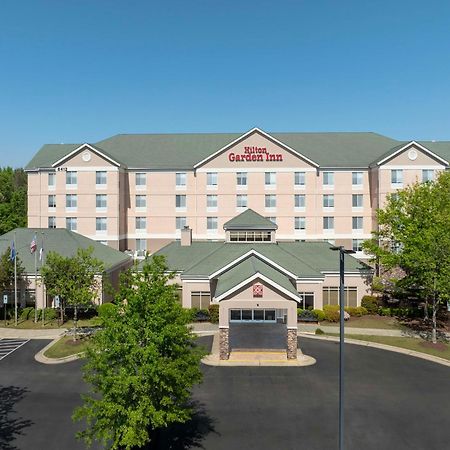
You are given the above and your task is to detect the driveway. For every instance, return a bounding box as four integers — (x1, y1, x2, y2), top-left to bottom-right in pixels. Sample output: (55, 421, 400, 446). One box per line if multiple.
(1, 337, 450, 450)
(229, 323, 286, 350)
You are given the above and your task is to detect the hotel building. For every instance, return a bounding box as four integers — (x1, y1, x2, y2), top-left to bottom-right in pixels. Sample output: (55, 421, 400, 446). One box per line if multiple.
(25, 128, 450, 257)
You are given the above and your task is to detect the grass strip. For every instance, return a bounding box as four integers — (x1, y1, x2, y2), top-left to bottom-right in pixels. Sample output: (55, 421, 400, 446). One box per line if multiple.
(44, 335, 91, 359)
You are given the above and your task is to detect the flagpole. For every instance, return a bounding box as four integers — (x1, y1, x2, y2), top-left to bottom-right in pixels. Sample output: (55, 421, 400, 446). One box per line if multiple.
(41, 232, 45, 327)
(34, 233, 38, 323)
(14, 231, 18, 326)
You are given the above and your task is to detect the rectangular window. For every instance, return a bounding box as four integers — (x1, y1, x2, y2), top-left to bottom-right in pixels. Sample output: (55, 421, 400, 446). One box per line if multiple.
(323, 286, 357, 307)
(352, 216, 363, 230)
(135, 239, 147, 254)
(96, 217, 107, 232)
(323, 194, 334, 208)
(352, 239, 364, 252)
(135, 172, 146, 187)
(323, 172, 334, 186)
(176, 172, 186, 187)
(295, 194, 305, 209)
(48, 172, 56, 188)
(135, 195, 146, 208)
(352, 194, 363, 208)
(236, 194, 247, 208)
(422, 169, 434, 183)
(265, 194, 276, 208)
(176, 217, 187, 230)
(66, 171, 77, 186)
(391, 169, 403, 185)
(298, 292, 314, 309)
(175, 194, 186, 209)
(48, 216, 56, 229)
(206, 195, 217, 208)
(191, 291, 211, 309)
(207, 217, 218, 232)
(96, 194, 107, 209)
(265, 172, 276, 187)
(236, 172, 247, 186)
(48, 195, 56, 208)
(295, 217, 306, 230)
(323, 216, 334, 230)
(96, 171, 107, 185)
(352, 171, 363, 186)
(229, 231, 271, 242)
(136, 217, 146, 231)
(65, 194, 77, 209)
(207, 172, 218, 187)
(66, 217, 77, 231)
(294, 171, 305, 186)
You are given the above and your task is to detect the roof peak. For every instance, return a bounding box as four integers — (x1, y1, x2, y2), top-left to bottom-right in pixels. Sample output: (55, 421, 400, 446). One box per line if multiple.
(223, 209, 278, 231)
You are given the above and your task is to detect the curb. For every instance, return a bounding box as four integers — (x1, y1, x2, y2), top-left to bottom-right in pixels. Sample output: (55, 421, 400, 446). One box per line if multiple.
(300, 333, 450, 367)
(34, 336, 85, 365)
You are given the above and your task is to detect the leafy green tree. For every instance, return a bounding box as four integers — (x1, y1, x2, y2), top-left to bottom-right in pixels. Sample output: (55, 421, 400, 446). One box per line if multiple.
(364, 171, 450, 343)
(40, 247, 104, 338)
(0, 168, 27, 235)
(73, 255, 204, 449)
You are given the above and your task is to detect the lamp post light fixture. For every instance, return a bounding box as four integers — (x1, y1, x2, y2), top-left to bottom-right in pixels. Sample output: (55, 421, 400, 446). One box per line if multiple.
(330, 245, 355, 450)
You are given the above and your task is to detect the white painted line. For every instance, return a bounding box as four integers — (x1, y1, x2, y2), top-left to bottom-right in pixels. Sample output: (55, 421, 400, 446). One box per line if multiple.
(0, 338, 29, 361)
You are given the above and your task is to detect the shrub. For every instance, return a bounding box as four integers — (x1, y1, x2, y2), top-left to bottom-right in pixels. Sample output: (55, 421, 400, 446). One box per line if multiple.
(297, 309, 316, 321)
(312, 309, 326, 322)
(378, 307, 392, 316)
(345, 306, 368, 317)
(361, 295, 379, 314)
(97, 302, 117, 318)
(208, 304, 219, 323)
(315, 328, 325, 335)
(323, 304, 340, 322)
(20, 306, 34, 320)
(44, 307, 57, 320)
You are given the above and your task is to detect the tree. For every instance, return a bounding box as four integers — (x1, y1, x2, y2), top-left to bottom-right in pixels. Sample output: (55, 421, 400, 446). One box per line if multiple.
(0, 168, 27, 235)
(364, 171, 450, 343)
(73, 255, 204, 449)
(40, 247, 104, 339)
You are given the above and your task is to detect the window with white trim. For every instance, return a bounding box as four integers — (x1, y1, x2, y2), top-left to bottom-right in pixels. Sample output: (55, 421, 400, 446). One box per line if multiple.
(352, 216, 363, 230)
(352, 172, 363, 186)
(352, 239, 364, 252)
(96, 194, 107, 209)
(352, 194, 363, 208)
(323, 286, 357, 307)
(323, 216, 334, 230)
(96, 217, 107, 232)
(229, 231, 271, 242)
(323, 194, 334, 208)
(48, 216, 56, 229)
(135, 217, 146, 231)
(136, 239, 147, 255)
(236, 172, 247, 186)
(295, 194, 305, 209)
(176, 216, 186, 230)
(207, 172, 217, 187)
(323, 172, 334, 187)
(48, 195, 56, 208)
(236, 194, 248, 208)
(48, 172, 56, 188)
(206, 195, 217, 208)
(298, 292, 314, 309)
(66, 194, 77, 209)
(207, 217, 218, 232)
(96, 171, 107, 185)
(191, 291, 211, 309)
(66, 171, 77, 186)
(265, 172, 276, 187)
(391, 169, 403, 185)
(66, 217, 77, 231)
(175, 194, 186, 209)
(422, 169, 434, 183)
(135, 195, 146, 208)
(294, 171, 305, 186)
(176, 172, 186, 187)
(295, 217, 306, 230)
(265, 194, 276, 208)
(136, 173, 146, 187)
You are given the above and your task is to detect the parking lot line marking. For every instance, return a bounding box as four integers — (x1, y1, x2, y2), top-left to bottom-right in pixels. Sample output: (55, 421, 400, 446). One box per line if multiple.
(0, 338, 29, 361)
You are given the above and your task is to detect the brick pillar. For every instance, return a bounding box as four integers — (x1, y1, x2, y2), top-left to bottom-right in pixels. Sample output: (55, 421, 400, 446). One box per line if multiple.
(219, 327, 230, 360)
(287, 328, 297, 359)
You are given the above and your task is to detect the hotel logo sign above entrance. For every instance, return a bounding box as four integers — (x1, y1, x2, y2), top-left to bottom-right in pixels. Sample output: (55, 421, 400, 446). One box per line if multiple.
(228, 146, 283, 162)
(253, 283, 263, 297)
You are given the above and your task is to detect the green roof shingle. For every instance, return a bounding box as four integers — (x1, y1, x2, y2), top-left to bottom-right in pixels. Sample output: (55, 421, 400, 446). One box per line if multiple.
(223, 209, 277, 230)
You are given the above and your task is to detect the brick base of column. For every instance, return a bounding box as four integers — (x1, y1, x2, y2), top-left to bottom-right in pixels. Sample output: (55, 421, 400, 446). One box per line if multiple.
(219, 327, 230, 360)
(287, 328, 297, 359)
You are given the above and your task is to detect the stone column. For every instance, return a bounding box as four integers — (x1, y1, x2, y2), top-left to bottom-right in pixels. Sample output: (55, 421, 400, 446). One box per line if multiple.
(287, 328, 297, 359)
(219, 327, 230, 360)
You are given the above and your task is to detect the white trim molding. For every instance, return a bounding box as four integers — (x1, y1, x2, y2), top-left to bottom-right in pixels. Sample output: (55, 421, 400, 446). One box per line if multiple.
(377, 141, 449, 166)
(52, 144, 122, 168)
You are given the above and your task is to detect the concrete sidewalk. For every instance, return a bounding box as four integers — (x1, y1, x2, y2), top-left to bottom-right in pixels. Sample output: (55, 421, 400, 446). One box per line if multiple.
(0, 327, 66, 340)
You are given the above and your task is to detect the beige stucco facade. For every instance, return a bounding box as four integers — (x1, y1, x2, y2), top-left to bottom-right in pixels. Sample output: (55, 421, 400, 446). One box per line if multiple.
(26, 133, 449, 258)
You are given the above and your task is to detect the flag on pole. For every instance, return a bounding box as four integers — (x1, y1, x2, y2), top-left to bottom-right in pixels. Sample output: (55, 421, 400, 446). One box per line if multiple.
(9, 241, 16, 261)
(30, 234, 37, 254)
(39, 245, 44, 262)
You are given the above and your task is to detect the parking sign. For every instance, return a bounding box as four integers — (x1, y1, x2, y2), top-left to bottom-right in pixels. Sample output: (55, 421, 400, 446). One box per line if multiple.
(3, 294, 7, 304)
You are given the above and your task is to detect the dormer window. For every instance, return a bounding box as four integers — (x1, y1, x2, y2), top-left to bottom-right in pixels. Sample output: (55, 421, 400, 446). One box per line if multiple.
(229, 231, 271, 242)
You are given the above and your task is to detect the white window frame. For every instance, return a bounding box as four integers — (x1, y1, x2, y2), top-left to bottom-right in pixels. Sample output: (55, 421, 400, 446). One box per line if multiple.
(96, 217, 107, 234)
(294, 194, 305, 210)
(207, 217, 218, 233)
(294, 171, 305, 188)
(422, 169, 434, 183)
(48, 216, 56, 229)
(96, 194, 107, 211)
(176, 172, 187, 189)
(265, 172, 276, 189)
(48, 195, 56, 209)
(135, 195, 147, 210)
(48, 172, 56, 190)
(66, 217, 77, 231)
(323, 216, 334, 231)
(207, 172, 218, 189)
(135, 216, 147, 232)
(294, 216, 306, 231)
(352, 171, 363, 188)
(391, 169, 403, 187)
(175, 216, 187, 231)
(206, 194, 217, 211)
(352, 194, 363, 209)
(265, 194, 276, 210)
(236, 172, 247, 188)
(352, 216, 363, 231)
(135, 172, 147, 190)
(236, 194, 248, 209)
(323, 194, 334, 209)
(66, 171, 77, 189)
(65, 194, 77, 211)
(175, 194, 187, 211)
(96, 171, 107, 188)
(323, 171, 334, 188)
(352, 239, 364, 253)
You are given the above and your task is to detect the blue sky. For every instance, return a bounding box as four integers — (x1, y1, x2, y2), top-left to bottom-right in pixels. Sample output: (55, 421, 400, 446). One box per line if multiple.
(1, 0, 450, 167)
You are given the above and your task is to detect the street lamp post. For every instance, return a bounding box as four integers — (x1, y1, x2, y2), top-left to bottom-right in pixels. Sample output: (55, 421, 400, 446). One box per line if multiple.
(330, 245, 355, 450)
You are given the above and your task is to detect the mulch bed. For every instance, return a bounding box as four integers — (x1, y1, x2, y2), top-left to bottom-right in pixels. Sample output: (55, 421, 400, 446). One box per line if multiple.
(419, 341, 447, 351)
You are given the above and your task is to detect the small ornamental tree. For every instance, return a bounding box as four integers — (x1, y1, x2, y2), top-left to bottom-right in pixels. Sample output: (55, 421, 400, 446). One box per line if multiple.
(73, 255, 204, 450)
(40, 247, 104, 338)
(363, 171, 450, 343)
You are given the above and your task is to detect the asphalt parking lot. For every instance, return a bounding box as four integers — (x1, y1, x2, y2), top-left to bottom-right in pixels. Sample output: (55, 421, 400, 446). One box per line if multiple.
(1, 337, 449, 450)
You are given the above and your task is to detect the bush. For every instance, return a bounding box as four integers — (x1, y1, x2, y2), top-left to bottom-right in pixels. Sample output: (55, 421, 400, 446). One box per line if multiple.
(361, 295, 379, 314)
(97, 302, 117, 318)
(345, 306, 368, 317)
(323, 304, 340, 322)
(297, 309, 316, 321)
(378, 307, 392, 316)
(312, 309, 326, 322)
(20, 306, 34, 320)
(315, 328, 325, 335)
(44, 307, 57, 320)
(208, 304, 219, 324)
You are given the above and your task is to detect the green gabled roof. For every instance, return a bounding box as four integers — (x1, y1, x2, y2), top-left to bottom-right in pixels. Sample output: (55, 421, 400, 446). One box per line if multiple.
(26, 144, 81, 170)
(223, 209, 277, 230)
(215, 256, 299, 299)
(0, 228, 131, 273)
(418, 141, 450, 163)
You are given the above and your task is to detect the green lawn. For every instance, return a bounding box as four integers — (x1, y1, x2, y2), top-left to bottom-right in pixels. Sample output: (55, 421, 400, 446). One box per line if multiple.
(320, 315, 403, 330)
(324, 333, 450, 361)
(44, 335, 91, 359)
(0, 317, 101, 329)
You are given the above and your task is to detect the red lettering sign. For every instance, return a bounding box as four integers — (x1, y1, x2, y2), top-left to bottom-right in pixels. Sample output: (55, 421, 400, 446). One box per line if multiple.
(228, 146, 283, 162)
